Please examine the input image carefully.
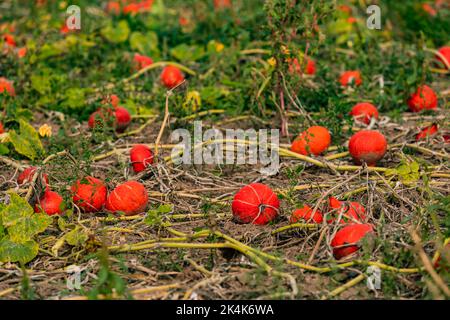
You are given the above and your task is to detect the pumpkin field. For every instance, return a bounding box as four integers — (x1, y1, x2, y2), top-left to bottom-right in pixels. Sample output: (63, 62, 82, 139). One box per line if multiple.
(0, 0, 449, 300)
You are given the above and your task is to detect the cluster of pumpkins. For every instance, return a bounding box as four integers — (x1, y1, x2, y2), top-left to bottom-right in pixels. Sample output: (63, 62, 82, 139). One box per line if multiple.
(1, 35, 448, 262)
(16, 142, 153, 218)
(232, 183, 373, 260)
(229, 46, 449, 260)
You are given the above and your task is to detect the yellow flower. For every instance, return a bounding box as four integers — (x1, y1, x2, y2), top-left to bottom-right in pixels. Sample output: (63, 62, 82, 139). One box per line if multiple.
(267, 57, 277, 67)
(215, 42, 225, 53)
(281, 45, 290, 55)
(38, 124, 52, 138)
(183, 90, 202, 112)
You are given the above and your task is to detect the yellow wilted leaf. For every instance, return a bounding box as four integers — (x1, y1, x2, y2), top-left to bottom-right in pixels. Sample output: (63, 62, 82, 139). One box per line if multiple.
(183, 90, 202, 112)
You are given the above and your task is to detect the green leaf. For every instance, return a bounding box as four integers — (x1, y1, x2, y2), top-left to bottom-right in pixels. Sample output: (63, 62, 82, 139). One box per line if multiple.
(170, 43, 205, 62)
(385, 168, 397, 177)
(144, 210, 162, 227)
(386, 160, 421, 183)
(8, 214, 52, 243)
(0, 224, 5, 240)
(397, 164, 410, 176)
(410, 161, 420, 172)
(57, 217, 67, 231)
(144, 204, 172, 226)
(0, 193, 52, 264)
(1, 193, 52, 242)
(8, 119, 45, 160)
(31, 74, 51, 95)
(0, 238, 39, 264)
(129, 31, 159, 57)
(1, 193, 34, 226)
(158, 204, 173, 214)
(62, 88, 86, 110)
(65, 226, 88, 247)
(101, 20, 130, 43)
(38, 42, 68, 60)
(0, 144, 9, 155)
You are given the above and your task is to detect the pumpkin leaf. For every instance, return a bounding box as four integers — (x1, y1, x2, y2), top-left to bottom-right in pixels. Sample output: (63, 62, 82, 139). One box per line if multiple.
(1, 193, 52, 242)
(129, 31, 160, 57)
(101, 20, 130, 43)
(31, 74, 51, 95)
(0, 144, 9, 156)
(0, 239, 39, 264)
(170, 43, 205, 62)
(8, 119, 45, 160)
(61, 88, 87, 110)
(385, 159, 421, 183)
(144, 204, 172, 226)
(0, 193, 52, 264)
(7, 214, 52, 243)
(65, 226, 88, 247)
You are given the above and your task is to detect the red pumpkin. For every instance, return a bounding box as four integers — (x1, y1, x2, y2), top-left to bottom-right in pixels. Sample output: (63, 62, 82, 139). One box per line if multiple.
(88, 107, 115, 129)
(288, 57, 316, 76)
(60, 24, 70, 34)
(407, 85, 438, 112)
(88, 106, 131, 132)
(422, 3, 437, 16)
(331, 223, 374, 259)
(339, 70, 362, 87)
(105, 1, 121, 14)
(123, 1, 153, 14)
(17, 166, 49, 185)
(17, 47, 27, 58)
(102, 94, 120, 108)
(0, 77, 15, 96)
(214, 0, 232, 10)
(327, 197, 366, 224)
(348, 130, 387, 166)
(71, 176, 107, 212)
(179, 16, 189, 26)
(349, 102, 379, 125)
(416, 124, 438, 141)
(114, 107, 131, 132)
(3, 34, 16, 47)
(291, 126, 331, 156)
(161, 66, 184, 89)
(0, 122, 4, 134)
(290, 205, 323, 224)
(337, 5, 352, 14)
(132, 53, 153, 71)
(110, 94, 120, 108)
(130, 144, 154, 173)
(34, 190, 65, 216)
(232, 183, 280, 225)
(106, 181, 148, 215)
(436, 46, 450, 69)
